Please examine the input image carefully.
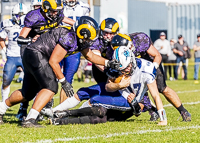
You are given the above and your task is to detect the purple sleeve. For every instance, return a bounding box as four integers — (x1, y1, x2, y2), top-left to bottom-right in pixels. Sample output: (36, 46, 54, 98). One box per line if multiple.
(129, 32, 152, 53)
(58, 32, 77, 53)
(89, 38, 103, 50)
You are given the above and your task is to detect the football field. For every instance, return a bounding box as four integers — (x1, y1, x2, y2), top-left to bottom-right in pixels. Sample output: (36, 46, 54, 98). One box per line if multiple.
(0, 63, 200, 143)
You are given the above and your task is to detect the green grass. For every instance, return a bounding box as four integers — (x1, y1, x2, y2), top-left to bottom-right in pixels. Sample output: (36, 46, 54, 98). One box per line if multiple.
(1, 57, 200, 143)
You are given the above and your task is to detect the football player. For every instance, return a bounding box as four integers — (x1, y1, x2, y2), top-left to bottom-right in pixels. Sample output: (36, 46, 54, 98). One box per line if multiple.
(46, 19, 159, 121)
(59, 0, 90, 103)
(0, 16, 120, 127)
(111, 33, 191, 121)
(0, 3, 28, 102)
(16, 0, 75, 121)
(49, 46, 167, 126)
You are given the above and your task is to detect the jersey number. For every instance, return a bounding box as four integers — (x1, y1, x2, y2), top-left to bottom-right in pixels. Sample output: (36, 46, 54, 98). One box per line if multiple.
(133, 83, 141, 96)
(13, 32, 19, 41)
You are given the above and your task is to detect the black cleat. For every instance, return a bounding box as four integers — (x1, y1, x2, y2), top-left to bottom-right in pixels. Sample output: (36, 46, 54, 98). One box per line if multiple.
(0, 114, 4, 124)
(21, 118, 45, 128)
(149, 111, 159, 121)
(16, 108, 27, 121)
(49, 118, 60, 125)
(181, 111, 191, 122)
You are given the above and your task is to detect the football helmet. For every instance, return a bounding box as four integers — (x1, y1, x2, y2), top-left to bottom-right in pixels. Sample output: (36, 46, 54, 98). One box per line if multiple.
(64, 0, 77, 7)
(31, 0, 42, 10)
(100, 18, 119, 46)
(12, 3, 28, 24)
(42, 0, 63, 21)
(112, 46, 136, 75)
(111, 33, 135, 51)
(74, 16, 99, 48)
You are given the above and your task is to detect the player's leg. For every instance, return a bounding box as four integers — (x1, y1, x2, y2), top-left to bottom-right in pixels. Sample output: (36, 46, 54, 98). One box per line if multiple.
(156, 64, 191, 121)
(60, 53, 81, 103)
(1, 57, 19, 102)
(50, 115, 107, 125)
(54, 106, 107, 118)
(21, 49, 58, 127)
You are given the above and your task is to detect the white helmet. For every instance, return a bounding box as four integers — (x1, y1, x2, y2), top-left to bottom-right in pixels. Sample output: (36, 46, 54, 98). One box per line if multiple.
(12, 3, 28, 24)
(31, 0, 42, 9)
(112, 46, 136, 75)
(65, 0, 77, 7)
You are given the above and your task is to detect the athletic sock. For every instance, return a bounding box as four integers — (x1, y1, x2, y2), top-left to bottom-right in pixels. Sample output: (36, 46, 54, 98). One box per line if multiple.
(177, 104, 188, 114)
(0, 101, 10, 114)
(1, 86, 10, 102)
(26, 108, 39, 120)
(79, 100, 91, 109)
(53, 96, 80, 112)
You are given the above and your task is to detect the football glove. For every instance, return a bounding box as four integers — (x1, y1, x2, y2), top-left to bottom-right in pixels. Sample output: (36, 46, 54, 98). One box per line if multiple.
(130, 98, 141, 116)
(60, 80, 74, 97)
(106, 59, 121, 70)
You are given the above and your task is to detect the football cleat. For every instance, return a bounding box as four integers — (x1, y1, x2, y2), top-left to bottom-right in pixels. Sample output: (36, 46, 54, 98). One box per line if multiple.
(49, 118, 60, 125)
(149, 111, 159, 121)
(16, 108, 27, 121)
(36, 114, 45, 121)
(181, 111, 191, 122)
(54, 110, 71, 118)
(21, 118, 44, 128)
(40, 108, 53, 118)
(0, 114, 4, 124)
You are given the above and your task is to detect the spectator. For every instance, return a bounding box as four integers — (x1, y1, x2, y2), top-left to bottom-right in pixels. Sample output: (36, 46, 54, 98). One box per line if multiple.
(173, 35, 189, 80)
(154, 32, 171, 79)
(193, 34, 200, 84)
(84, 60, 95, 83)
(168, 39, 177, 81)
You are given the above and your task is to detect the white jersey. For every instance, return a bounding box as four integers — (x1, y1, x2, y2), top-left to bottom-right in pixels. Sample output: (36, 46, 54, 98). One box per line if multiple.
(0, 19, 24, 57)
(119, 58, 156, 102)
(63, 1, 90, 26)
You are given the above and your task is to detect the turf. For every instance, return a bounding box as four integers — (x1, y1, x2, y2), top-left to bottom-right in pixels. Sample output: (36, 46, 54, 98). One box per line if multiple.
(0, 57, 200, 143)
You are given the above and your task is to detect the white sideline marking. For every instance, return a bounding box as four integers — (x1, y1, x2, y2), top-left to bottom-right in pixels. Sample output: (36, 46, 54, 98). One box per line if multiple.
(25, 125, 200, 143)
(164, 101, 200, 107)
(176, 90, 200, 93)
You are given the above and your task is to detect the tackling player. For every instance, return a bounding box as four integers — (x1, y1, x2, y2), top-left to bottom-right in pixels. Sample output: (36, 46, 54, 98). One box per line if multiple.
(0, 3, 28, 102)
(49, 46, 167, 126)
(16, 0, 75, 121)
(59, 0, 90, 103)
(0, 16, 120, 127)
(111, 33, 191, 121)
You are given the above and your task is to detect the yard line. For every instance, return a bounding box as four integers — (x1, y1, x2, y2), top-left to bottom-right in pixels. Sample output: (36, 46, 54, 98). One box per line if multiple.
(164, 101, 200, 107)
(176, 89, 200, 93)
(25, 125, 200, 143)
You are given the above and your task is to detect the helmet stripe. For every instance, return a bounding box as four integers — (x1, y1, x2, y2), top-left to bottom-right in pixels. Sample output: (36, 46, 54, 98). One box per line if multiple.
(76, 24, 97, 40)
(19, 3, 22, 12)
(115, 47, 120, 62)
(118, 33, 131, 41)
(100, 20, 106, 31)
(111, 22, 119, 33)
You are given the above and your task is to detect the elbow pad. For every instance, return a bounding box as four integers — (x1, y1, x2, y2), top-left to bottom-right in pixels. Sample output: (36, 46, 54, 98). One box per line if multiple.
(17, 36, 32, 45)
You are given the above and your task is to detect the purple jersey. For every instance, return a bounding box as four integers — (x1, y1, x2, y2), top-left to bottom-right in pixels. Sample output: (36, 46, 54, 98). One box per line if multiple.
(24, 8, 64, 38)
(27, 26, 83, 58)
(90, 38, 114, 60)
(129, 32, 153, 61)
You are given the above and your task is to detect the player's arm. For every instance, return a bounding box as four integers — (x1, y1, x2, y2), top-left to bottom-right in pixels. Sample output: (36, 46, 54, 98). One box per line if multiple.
(147, 80, 167, 125)
(92, 49, 104, 72)
(49, 43, 74, 97)
(0, 37, 6, 51)
(17, 27, 32, 44)
(105, 76, 131, 92)
(147, 44, 162, 69)
(81, 48, 120, 69)
(62, 17, 75, 26)
(193, 44, 200, 51)
(49, 43, 66, 79)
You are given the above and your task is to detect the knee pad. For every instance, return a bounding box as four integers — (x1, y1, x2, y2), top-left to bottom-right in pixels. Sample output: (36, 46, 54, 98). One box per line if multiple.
(91, 106, 107, 117)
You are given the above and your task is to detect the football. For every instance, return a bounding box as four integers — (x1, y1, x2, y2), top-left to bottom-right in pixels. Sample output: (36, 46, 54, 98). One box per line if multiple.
(114, 75, 129, 83)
